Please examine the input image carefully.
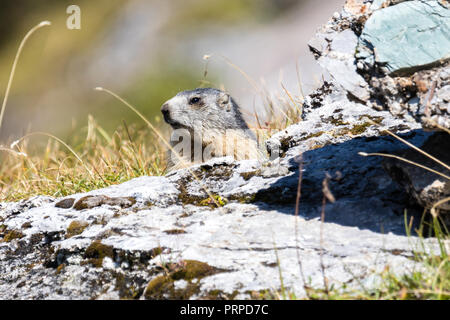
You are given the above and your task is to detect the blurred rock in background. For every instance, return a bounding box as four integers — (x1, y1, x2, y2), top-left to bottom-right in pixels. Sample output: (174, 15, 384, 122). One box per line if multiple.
(0, 0, 344, 141)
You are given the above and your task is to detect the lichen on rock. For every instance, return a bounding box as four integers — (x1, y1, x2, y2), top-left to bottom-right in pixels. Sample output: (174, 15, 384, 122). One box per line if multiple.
(144, 260, 225, 299)
(73, 195, 136, 211)
(66, 220, 89, 238)
(309, 0, 450, 131)
(0, 0, 449, 300)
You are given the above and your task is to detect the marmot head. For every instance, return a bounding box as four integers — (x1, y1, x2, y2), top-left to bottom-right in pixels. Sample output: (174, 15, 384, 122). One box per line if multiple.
(160, 88, 250, 133)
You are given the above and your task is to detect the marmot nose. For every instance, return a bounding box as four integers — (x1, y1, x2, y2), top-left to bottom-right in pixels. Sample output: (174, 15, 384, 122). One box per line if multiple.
(161, 103, 171, 121)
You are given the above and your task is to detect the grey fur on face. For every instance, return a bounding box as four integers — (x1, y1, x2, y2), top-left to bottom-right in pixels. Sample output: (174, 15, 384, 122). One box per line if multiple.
(161, 88, 262, 170)
(161, 88, 251, 134)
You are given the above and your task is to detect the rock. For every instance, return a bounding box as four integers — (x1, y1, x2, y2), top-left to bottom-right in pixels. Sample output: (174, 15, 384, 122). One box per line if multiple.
(309, 26, 371, 102)
(1, 82, 447, 299)
(370, 0, 408, 11)
(344, 0, 371, 15)
(0, 189, 443, 299)
(55, 198, 75, 209)
(73, 195, 136, 211)
(370, 63, 450, 130)
(358, 0, 450, 76)
(1, 0, 449, 300)
(383, 132, 450, 220)
(309, 0, 450, 131)
(66, 220, 89, 238)
(308, 33, 328, 55)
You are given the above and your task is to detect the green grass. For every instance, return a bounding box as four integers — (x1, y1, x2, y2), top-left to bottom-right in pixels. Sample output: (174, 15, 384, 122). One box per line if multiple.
(0, 12, 448, 300)
(0, 116, 167, 201)
(262, 214, 449, 300)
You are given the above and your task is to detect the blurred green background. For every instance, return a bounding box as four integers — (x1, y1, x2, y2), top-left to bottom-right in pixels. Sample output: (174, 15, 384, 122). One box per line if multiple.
(0, 0, 344, 142)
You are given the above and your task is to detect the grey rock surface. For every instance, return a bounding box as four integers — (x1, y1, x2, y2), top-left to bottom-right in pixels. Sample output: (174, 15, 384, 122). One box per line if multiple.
(1, 82, 447, 300)
(383, 132, 450, 219)
(358, 0, 450, 75)
(309, 22, 370, 102)
(309, 0, 450, 130)
(1, 0, 449, 301)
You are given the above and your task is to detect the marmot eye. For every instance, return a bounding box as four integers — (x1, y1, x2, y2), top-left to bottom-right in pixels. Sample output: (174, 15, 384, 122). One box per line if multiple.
(189, 97, 201, 104)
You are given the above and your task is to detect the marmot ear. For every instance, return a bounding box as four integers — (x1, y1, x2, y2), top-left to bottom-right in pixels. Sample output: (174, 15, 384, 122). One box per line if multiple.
(218, 92, 232, 111)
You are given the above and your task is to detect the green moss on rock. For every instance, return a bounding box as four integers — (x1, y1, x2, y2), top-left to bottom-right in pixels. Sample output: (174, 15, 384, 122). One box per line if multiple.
(176, 164, 234, 207)
(113, 271, 142, 299)
(144, 275, 173, 299)
(177, 179, 228, 208)
(171, 260, 219, 281)
(240, 170, 262, 181)
(144, 260, 225, 299)
(66, 220, 89, 238)
(199, 195, 228, 208)
(329, 118, 349, 126)
(74, 195, 136, 211)
(83, 240, 114, 268)
(350, 122, 372, 135)
(177, 182, 205, 206)
(228, 193, 257, 204)
(164, 229, 187, 235)
(360, 115, 384, 124)
(304, 131, 325, 140)
(3, 230, 24, 242)
(21, 222, 32, 229)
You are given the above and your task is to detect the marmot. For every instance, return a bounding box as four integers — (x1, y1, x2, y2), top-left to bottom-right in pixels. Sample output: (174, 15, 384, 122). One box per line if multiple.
(161, 88, 263, 170)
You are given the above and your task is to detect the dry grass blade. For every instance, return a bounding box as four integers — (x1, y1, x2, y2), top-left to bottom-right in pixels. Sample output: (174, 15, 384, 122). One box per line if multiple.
(430, 197, 450, 218)
(358, 152, 450, 181)
(293, 153, 310, 297)
(280, 82, 302, 116)
(11, 131, 95, 179)
(365, 119, 450, 172)
(319, 174, 334, 296)
(95, 87, 220, 208)
(424, 80, 437, 118)
(295, 59, 305, 101)
(319, 192, 329, 295)
(426, 119, 450, 135)
(322, 173, 336, 203)
(219, 54, 261, 95)
(360, 118, 450, 224)
(271, 99, 293, 125)
(0, 147, 27, 157)
(0, 21, 51, 130)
